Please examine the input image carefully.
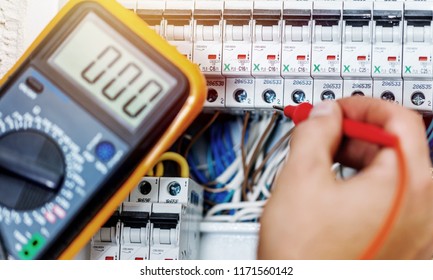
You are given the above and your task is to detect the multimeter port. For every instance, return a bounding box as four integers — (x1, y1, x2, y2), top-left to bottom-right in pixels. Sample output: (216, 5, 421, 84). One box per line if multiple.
(18, 233, 46, 260)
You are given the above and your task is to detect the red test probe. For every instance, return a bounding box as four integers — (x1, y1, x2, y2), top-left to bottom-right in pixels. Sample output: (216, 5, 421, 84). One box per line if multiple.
(273, 102, 397, 147)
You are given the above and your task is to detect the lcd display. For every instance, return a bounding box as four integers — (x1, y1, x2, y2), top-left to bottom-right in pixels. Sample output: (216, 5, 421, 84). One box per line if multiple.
(49, 12, 176, 131)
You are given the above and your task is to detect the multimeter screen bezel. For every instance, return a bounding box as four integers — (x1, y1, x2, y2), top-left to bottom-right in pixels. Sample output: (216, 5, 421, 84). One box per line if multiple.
(0, 2, 191, 259)
(34, 2, 189, 147)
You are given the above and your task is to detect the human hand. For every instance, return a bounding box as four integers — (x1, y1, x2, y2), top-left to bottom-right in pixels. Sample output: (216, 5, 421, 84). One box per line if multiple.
(258, 97, 433, 259)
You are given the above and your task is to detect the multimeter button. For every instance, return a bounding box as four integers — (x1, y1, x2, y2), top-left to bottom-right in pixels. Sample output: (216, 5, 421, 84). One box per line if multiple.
(95, 141, 116, 162)
(25, 77, 44, 93)
(0, 130, 65, 210)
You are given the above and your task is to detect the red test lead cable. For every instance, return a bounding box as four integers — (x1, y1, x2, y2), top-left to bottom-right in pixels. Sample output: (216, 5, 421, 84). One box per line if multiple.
(274, 103, 407, 260)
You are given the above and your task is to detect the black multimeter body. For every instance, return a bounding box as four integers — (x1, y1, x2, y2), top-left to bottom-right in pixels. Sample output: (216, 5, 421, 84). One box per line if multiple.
(0, 0, 205, 259)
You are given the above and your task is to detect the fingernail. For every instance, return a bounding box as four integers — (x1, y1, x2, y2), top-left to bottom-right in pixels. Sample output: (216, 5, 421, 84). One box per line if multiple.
(309, 101, 335, 119)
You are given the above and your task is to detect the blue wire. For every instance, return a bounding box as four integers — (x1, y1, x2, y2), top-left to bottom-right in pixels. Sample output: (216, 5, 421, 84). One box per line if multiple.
(216, 124, 231, 168)
(187, 153, 207, 184)
(428, 130, 433, 145)
(224, 122, 236, 162)
(207, 146, 216, 180)
(210, 125, 225, 175)
(427, 117, 433, 137)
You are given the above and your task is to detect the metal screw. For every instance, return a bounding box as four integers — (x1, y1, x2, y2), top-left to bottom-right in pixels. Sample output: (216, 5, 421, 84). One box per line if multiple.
(321, 90, 335, 101)
(233, 89, 248, 103)
(262, 89, 276, 103)
(138, 181, 152, 195)
(207, 88, 218, 103)
(292, 90, 306, 104)
(381, 91, 395, 102)
(411, 91, 425, 106)
(352, 91, 365, 96)
(167, 181, 182, 196)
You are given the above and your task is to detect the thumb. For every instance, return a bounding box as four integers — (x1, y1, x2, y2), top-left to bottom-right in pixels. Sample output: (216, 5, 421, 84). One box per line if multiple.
(288, 101, 343, 179)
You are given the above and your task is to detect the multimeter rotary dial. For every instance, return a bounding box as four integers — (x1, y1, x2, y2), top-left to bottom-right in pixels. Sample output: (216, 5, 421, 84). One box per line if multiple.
(0, 130, 65, 210)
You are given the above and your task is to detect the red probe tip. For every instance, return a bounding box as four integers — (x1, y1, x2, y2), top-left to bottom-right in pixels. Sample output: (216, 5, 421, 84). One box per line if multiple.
(283, 103, 313, 125)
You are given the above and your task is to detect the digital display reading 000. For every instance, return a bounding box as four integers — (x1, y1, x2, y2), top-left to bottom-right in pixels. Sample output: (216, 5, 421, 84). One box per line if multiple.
(48, 12, 176, 131)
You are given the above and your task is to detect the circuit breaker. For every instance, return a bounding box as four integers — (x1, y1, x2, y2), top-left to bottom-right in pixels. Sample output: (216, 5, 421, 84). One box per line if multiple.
(311, 1, 343, 105)
(193, 1, 226, 108)
(223, 1, 255, 109)
(372, 1, 404, 105)
(282, 1, 314, 106)
(341, 1, 373, 98)
(252, 1, 283, 109)
(65, 0, 433, 113)
(90, 212, 121, 260)
(90, 177, 203, 260)
(402, 2, 433, 112)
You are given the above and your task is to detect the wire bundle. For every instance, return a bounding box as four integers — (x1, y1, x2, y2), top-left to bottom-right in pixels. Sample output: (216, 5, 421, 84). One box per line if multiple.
(183, 112, 294, 223)
(425, 117, 433, 162)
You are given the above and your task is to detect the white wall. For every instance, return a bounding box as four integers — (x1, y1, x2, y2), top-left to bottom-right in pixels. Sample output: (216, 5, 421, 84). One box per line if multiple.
(24, 0, 62, 48)
(0, 0, 26, 77)
(0, 0, 61, 77)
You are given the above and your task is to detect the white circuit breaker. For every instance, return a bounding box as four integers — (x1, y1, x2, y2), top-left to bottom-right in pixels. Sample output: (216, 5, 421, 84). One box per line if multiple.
(113, 0, 433, 114)
(136, 0, 165, 35)
(164, 1, 194, 60)
(311, 1, 343, 105)
(372, 1, 404, 105)
(341, 1, 373, 98)
(150, 178, 203, 260)
(282, 1, 314, 106)
(223, 1, 255, 108)
(193, 1, 226, 108)
(119, 203, 152, 260)
(252, 1, 284, 109)
(90, 212, 121, 260)
(402, 2, 433, 112)
(90, 177, 203, 260)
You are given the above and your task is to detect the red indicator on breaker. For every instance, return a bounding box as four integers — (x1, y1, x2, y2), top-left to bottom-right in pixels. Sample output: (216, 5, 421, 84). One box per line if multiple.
(419, 56, 428, 62)
(267, 55, 276, 60)
(327, 55, 336, 61)
(388, 56, 397, 62)
(297, 55, 306, 61)
(105, 256, 114, 260)
(357, 56, 366, 61)
(208, 54, 217, 60)
(135, 257, 144, 260)
(237, 54, 247, 60)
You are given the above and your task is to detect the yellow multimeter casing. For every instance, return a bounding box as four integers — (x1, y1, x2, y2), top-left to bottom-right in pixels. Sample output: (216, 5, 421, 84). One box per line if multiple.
(0, 0, 205, 259)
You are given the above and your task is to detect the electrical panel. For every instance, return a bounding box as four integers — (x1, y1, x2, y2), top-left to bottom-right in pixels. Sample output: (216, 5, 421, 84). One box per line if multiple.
(87, 0, 433, 260)
(90, 177, 203, 260)
(119, 0, 433, 113)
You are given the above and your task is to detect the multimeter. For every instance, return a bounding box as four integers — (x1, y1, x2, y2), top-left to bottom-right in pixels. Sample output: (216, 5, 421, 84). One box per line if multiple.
(0, 0, 205, 259)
